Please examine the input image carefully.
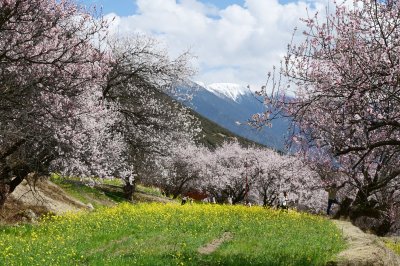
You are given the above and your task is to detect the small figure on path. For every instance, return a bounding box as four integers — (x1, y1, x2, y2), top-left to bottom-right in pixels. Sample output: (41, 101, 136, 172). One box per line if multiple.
(325, 182, 345, 215)
(227, 196, 233, 205)
(278, 192, 288, 210)
(181, 196, 188, 205)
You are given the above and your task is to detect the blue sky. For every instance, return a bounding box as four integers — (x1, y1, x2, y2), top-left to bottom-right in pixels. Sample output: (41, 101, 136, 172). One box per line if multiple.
(79, 0, 246, 16)
(78, 0, 136, 16)
(77, 0, 326, 87)
(78, 0, 300, 18)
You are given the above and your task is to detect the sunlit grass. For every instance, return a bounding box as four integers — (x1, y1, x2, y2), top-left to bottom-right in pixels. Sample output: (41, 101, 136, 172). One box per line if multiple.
(136, 184, 164, 197)
(0, 203, 345, 265)
(49, 174, 126, 205)
(50, 173, 123, 187)
(385, 239, 400, 255)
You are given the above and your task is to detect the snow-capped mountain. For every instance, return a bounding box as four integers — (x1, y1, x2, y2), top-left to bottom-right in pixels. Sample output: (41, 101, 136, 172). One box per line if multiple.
(205, 83, 250, 102)
(178, 82, 289, 151)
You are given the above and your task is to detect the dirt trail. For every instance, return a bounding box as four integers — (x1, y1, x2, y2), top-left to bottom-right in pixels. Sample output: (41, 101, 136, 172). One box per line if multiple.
(197, 232, 233, 255)
(328, 220, 400, 266)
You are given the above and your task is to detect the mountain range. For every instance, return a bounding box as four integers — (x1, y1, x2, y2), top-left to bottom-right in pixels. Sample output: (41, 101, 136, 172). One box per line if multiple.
(178, 82, 289, 151)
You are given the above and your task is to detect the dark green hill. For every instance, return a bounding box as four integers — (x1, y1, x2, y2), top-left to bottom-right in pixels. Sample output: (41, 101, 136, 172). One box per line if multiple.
(190, 109, 265, 150)
(155, 89, 266, 150)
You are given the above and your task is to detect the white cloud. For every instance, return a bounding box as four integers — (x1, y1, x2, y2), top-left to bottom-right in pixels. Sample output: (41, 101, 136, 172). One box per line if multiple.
(104, 0, 327, 88)
(180, 0, 219, 16)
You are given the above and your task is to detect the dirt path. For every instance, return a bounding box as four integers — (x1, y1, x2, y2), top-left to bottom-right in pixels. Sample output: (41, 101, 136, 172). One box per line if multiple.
(197, 232, 233, 255)
(328, 220, 400, 266)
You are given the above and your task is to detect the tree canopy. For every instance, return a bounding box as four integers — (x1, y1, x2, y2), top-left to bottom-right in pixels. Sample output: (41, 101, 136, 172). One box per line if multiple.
(256, 0, 400, 234)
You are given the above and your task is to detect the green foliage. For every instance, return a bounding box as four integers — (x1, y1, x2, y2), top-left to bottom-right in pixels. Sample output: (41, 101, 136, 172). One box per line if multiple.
(0, 203, 345, 265)
(191, 109, 263, 150)
(154, 90, 264, 150)
(384, 239, 400, 255)
(49, 174, 126, 206)
(50, 174, 123, 186)
(136, 184, 163, 197)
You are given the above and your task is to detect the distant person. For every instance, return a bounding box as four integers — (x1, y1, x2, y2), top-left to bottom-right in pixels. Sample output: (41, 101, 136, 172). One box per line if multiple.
(274, 193, 280, 209)
(325, 182, 346, 215)
(212, 197, 216, 204)
(181, 196, 188, 205)
(279, 192, 288, 210)
(227, 196, 233, 205)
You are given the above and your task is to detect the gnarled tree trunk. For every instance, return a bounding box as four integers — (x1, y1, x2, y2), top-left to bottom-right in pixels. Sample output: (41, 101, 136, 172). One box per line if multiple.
(0, 183, 10, 209)
(0, 163, 31, 208)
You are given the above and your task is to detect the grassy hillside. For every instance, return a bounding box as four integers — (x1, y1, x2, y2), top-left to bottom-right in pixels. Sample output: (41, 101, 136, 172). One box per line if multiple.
(1, 176, 346, 265)
(0, 203, 345, 265)
(49, 175, 172, 207)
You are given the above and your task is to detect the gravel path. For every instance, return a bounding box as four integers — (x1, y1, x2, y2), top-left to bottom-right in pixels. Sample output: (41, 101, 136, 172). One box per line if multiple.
(328, 220, 400, 266)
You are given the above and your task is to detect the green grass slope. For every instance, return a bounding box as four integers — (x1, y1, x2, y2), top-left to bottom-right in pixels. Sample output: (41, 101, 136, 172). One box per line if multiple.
(49, 175, 172, 207)
(0, 203, 345, 266)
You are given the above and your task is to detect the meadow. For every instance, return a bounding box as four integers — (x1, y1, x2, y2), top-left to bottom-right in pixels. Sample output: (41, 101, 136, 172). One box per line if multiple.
(0, 203, 345, 266)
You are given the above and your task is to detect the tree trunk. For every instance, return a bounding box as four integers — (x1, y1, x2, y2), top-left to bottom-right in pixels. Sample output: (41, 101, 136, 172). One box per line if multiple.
(261, 188, 268, 207)
(0, 183, 10, 209)
(123, 181, 136, 201)
(9, 165, 30, 193)
(338, 189, 392, 236)
(233, 189, 245, 204)
(0, 163, 30, 208)
(353, 189, 370, 207)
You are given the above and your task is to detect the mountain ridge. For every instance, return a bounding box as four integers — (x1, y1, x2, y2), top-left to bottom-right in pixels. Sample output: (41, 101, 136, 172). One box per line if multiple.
(179, 81, 289, 152)
(203, 82, 251, 102)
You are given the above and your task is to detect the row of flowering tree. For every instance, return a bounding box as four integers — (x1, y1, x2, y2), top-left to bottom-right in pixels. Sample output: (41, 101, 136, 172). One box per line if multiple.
(252, 0, 400, 235)
(144, 141, 326, 213)
(202, 142, 325, 212)
(0, 0, 200, 206)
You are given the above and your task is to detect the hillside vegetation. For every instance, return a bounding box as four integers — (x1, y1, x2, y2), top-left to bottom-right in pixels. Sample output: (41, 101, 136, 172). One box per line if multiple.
(158, 89, 265, 150)
(3, 177, 400, 265)
(191, 109, 265, 149)
(0, 203, 345, 266)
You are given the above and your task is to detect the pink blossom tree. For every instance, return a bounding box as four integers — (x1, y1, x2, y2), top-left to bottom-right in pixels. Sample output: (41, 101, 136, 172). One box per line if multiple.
(102, 35, 200, 200)
(198, 142, 323, 208)
(146, 141, 208, 199)
(256, 0, 400, 234)
(0, 0, 200, 206)
(253, 150, 294, 207)
(0, 0, 120, 207)
(49, 87, 131, 182)
(199, 142, 261, 204)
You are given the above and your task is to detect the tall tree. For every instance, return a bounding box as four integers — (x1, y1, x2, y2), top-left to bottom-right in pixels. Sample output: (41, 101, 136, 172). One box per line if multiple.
(149, 141, 207, 199)
(257, 0, 400, 234)
(103, 35, 199, 200)
(0, 0, 125, 206)
(201, 142, 260, 204)
(197, 141, 323, 209)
